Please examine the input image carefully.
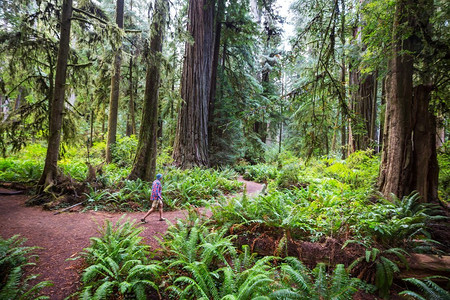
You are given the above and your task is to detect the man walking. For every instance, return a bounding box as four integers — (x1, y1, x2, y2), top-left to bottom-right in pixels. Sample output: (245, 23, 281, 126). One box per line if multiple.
(141, 173, 165, 223)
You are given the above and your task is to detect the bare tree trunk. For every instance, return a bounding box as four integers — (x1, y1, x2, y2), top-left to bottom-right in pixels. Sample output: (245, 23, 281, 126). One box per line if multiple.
(106, 0, 124, 163)
(128, 0, 167, 181)
(126, 56, 136, 136)
(38, 0, 72, 188)
(173, 0, 215, 168)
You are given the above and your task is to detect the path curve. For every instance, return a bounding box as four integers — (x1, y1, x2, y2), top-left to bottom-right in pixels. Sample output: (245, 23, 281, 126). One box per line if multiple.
(0, 179, 263, 299)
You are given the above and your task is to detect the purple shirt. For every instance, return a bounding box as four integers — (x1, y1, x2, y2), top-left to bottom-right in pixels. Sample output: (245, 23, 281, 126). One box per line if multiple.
(151, 179, 162, 201)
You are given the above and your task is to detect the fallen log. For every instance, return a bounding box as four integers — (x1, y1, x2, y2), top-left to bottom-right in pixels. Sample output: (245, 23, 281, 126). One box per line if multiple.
(401, 253, 450, 279)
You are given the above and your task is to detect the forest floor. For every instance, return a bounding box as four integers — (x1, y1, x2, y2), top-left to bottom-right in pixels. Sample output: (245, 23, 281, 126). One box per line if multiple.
(0, 177, 263, 300)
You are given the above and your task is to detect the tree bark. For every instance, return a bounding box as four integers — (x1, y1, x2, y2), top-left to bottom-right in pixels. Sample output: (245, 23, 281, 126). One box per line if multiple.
(411, 85, 439, 202)
(379, 0, 438, 203)
(208, 0, 224, 149)
(128, 0, 167, 181)
(105, 0, 124, 163)
(378, 0, 414, 199)
(126, 56, 136, 136)
(348, 21, 377, 153)
(38, 0, 72, 188)
(173, 0, 215, 168)
(340, 0, 347, 159)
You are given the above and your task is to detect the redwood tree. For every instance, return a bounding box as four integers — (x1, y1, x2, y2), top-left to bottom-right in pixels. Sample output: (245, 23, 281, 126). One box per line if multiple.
(378, 0, 439, 202)
(173, 0, 215, 168)
(128, 0, 167, 181)
(38, 0, 73, 188)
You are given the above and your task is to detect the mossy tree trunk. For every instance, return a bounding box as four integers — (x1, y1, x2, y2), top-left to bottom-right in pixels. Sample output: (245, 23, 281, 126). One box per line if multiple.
(128, 0, 167, 181)
(38, 0, 72, 189)
(105, 0, 124, 163)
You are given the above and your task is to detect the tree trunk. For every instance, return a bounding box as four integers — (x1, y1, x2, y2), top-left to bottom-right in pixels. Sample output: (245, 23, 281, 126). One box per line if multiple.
(105, 0, 124, 163)
(348, 22, 377, 153)
(356, 72, 376, 149)
(340, 0, 347, 159)
(128, 0, 167, 181)
(173, 0, 215, 168)
(14, 87, 23, 111)
(126, 56, 136, 136)
(38, 0, 72, 188)
(378, 76, 386, 153)
(208, 0, 224, 149)
(411, 85, 439, 203)
(378, 0, 414, 199)
(379, 0, 438, 203)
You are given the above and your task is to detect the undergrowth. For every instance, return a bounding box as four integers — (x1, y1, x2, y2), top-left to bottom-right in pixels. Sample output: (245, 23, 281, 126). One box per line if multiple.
(0, 235, 52, 299)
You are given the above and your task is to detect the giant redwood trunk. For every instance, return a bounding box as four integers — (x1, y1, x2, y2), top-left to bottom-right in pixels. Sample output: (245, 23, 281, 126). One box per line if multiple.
(378, 0, 438, 203)
(105, 0, 124, 163)
(378, 0, 414, 199)
(128, 0, 167, 181)
(38, 0, 72, 188)
(173, 0, 215, 168)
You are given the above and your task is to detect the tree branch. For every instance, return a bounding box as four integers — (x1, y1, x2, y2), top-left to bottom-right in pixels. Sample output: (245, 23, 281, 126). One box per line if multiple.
(73, 7, 108, 25)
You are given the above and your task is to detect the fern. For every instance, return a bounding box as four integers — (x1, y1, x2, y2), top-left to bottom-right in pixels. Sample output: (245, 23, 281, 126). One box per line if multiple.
(80, 219, 161, 299)
(400, 276, 450, 300)
(346, 243, 408, 298)
(0, 235, 52, 300)
(274, 258, 361, 300)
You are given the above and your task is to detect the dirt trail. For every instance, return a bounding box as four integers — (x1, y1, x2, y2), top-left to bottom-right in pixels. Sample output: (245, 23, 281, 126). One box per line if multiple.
(0, 178, 263, 299)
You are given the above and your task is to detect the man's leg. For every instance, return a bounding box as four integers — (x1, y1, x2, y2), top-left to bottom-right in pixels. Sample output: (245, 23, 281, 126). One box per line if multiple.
(159, 200, 164, 221)
(142, 207, 155, 221)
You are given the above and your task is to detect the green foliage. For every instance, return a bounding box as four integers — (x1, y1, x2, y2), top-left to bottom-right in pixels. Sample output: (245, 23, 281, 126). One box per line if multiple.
(346, 242, 408, 299)
(272, 258, 364, 300)
(356, 192, 446, 247)
(163, 167, 243, 207)
(399, 276, 450, 300)
(83, 166, 242, 211)
(0, 235, 52, 300)
(213, 180, 370, 242)
(163, 219, 276, 300)
(0, 157, 43, 181)
(236, 163, 279, 183)
(110, 136, 138, 167)
(80, 218, 162, 299)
